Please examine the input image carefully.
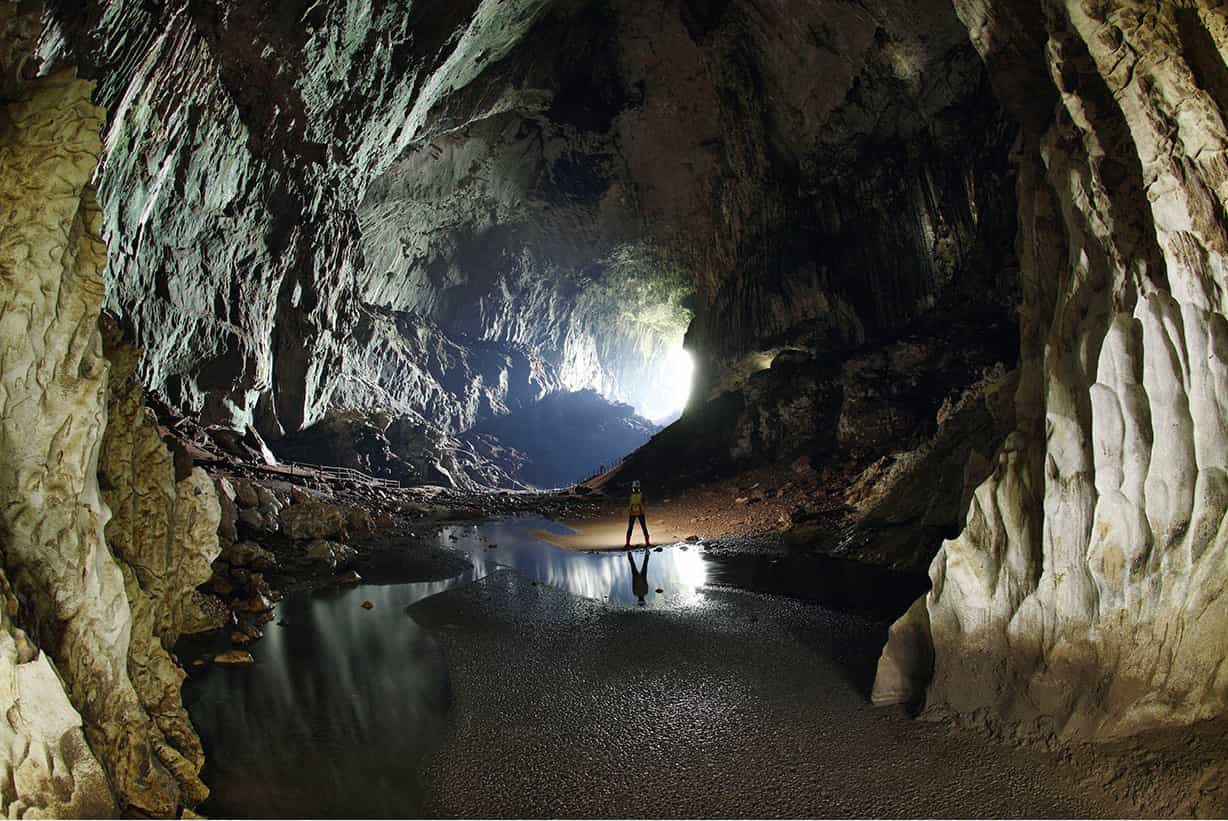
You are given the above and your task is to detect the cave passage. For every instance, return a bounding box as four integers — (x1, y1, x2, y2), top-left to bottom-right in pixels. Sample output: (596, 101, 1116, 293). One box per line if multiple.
(5, 0, 1228, 818)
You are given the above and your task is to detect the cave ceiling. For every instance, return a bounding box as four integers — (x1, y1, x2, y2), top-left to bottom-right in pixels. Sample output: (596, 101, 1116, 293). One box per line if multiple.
(41, 0, 1017, 435)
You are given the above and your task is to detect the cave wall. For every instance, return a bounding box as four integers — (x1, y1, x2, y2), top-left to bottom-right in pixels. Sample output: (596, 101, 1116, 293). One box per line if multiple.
(0, 10, 220, 813)
(357, 0, 1020, 409)
(898, 0, 1228, 740)
(54, 0, 1020, 441)
(98, 316, 221, 807)
(0, 30, 115, 814)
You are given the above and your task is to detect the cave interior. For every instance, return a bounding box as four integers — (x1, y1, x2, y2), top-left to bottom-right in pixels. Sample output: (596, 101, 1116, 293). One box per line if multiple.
(3, 0, 1228, 817)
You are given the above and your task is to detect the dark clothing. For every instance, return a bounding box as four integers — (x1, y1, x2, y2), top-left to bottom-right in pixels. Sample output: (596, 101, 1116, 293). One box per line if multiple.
(629, 549, 650, 602)
(626, 514, 649, 545)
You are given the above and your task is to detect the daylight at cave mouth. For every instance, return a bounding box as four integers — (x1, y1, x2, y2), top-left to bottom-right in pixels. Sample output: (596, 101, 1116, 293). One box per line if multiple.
(3, 1, 1228, 818)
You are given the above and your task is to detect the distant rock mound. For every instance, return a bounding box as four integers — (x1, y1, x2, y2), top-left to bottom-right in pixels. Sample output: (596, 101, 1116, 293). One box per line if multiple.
(463, 390, 661, 489)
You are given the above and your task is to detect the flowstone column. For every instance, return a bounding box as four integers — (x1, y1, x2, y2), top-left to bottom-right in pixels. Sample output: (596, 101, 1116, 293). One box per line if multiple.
(879, 0, 1228, 742)
(0, 61, 214, 813)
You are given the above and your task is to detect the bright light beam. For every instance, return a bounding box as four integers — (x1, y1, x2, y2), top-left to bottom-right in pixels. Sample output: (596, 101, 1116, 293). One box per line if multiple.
(647, 346, 694, 422)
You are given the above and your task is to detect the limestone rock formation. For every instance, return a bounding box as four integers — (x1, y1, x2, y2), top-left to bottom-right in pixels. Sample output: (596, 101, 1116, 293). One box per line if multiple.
(887, 1, 1228, 740)
(0, 56, 176, 813)
(42, 0, 1015, 448)
(0, 565, 115, 817)
(98, 317, 222, 808)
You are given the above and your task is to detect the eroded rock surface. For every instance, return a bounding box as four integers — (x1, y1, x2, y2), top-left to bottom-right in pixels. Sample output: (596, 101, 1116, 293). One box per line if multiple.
(0, 55, 175, 813)
(898, 1, 1228, 740)
(98, 318, 222, 807)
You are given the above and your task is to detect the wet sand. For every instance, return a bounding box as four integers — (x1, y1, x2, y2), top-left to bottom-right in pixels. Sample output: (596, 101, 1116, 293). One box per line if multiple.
(529, 516, 689, 551)
(409, 570, 1133, 818)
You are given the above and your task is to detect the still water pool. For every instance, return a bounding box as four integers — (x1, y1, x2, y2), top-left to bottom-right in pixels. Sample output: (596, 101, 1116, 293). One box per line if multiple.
(181, 517, 925, 817)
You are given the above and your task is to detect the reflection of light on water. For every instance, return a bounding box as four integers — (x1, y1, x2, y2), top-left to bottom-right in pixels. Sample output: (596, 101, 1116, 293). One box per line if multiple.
(184, 516, 714, 816)
(670, 544, 708, 592)
(436, 518, 708, 607)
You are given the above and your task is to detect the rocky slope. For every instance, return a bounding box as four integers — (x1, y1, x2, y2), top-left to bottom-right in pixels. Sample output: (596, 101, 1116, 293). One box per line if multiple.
(877, 0, 1228, 742)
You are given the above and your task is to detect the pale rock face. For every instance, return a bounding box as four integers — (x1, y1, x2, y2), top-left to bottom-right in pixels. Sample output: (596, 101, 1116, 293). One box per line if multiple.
(0, 39, 224, 814)
(0, 567, 115, 818)
(872, 596, 933, 708)
(98, 318, 222, 807)
(886, 1, 1228, 740)
(0, 64, 151, 813)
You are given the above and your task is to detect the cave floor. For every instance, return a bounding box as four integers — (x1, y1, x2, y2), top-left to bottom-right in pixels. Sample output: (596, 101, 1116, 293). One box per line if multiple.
(186, 517, 1140, 818)
(409, 570, 1132, 818)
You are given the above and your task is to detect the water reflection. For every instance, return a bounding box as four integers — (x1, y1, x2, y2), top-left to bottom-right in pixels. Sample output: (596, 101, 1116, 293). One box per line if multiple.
(183, 583, 451, 818)
(182, 519, 709, 816)
(437, 518, 708, 607)
(629, 548, 651, 605)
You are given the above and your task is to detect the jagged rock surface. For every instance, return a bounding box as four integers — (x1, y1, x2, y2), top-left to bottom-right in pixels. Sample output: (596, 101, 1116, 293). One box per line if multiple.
(899, 0, 1228, 740)
(45, 0, 1017, 438)
(98, 317, 222, 807)
(334, 304, 560, 435)
(0, 55, 174, 813)
(0, 567, 114, 818)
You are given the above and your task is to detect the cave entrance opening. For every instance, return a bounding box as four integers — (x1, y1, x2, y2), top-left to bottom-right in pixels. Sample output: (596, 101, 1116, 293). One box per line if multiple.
(642, 345, 694, 424)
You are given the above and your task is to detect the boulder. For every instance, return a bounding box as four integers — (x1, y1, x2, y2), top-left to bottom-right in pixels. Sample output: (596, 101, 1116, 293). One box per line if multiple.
(306, 540, 357, 570)
(233, 479, 260, 509)
(347, 507, 374, 534)
(213, 650, 254, 666)
(179, 591, 233, 635)
(224, 541, 277, 570)
(256, 486, 283, 519)
(238, 506, 277, 534)
(214, 476, 239, 545)
(281, 500, 346, 540)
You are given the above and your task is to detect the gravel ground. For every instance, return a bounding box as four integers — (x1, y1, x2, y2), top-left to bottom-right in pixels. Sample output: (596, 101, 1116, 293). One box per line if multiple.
(408, 570, 1134, 819)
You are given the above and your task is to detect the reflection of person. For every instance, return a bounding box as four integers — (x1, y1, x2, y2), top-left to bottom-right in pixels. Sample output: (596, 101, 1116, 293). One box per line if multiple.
(625, 480, 651, 548)
(628, 547, 650, 606)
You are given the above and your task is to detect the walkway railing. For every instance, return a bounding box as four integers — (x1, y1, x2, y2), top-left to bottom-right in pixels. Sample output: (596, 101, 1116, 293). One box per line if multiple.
(251, 460, 401, 489)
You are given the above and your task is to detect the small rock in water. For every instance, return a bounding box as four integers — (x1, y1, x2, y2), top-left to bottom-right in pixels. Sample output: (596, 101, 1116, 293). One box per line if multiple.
(214, 650, 254, 666)
(361, 600, 374, 610)
(191, 658, 208, 669)
(679, 545, 689, 551)
(685, 535, 701, 543)
(336, 570, 362, 586)
(655, 588, 664, 594)
(488, 543, 498, 549)
(653, 546, 663, 552)
(235, 593, 274, 613)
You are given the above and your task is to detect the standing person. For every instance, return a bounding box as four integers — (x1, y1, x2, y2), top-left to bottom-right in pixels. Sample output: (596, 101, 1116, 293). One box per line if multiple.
(625, 480, 650, 548)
